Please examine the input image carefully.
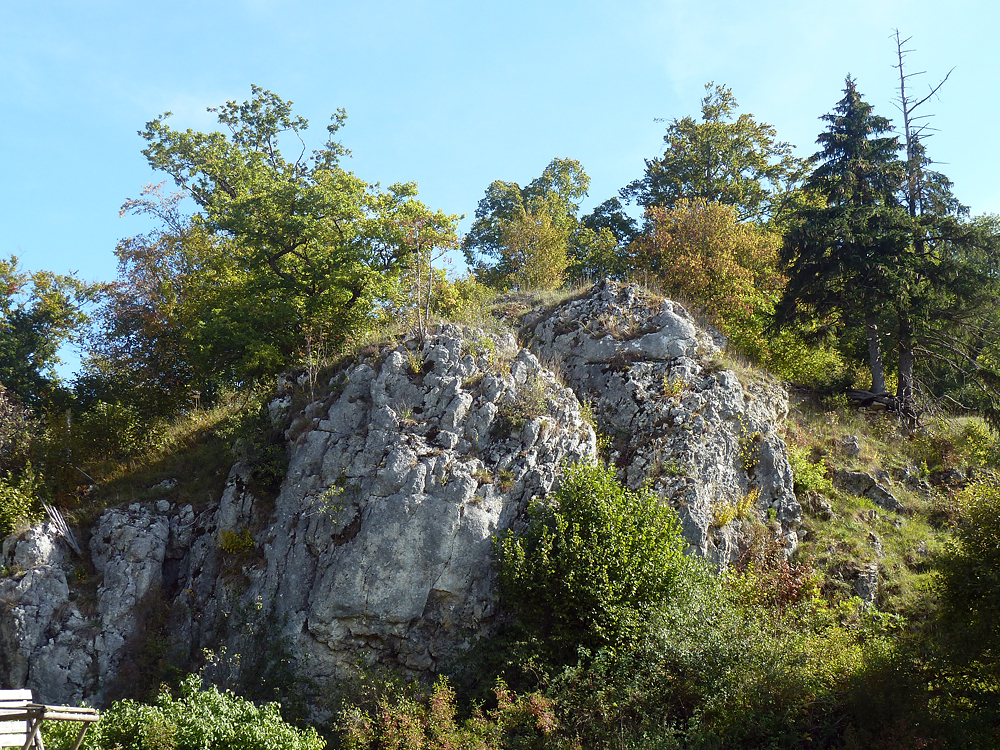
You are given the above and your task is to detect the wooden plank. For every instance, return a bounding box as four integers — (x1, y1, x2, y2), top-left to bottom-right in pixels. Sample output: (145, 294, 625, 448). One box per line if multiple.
(21, 718, 42, 750)
(36, 712, 98, 723)
(0, 712, 29, 749)
(0, 691, 32, 701)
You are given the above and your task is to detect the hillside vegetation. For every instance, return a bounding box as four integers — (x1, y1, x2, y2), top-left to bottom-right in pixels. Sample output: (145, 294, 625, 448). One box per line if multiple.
(4, 63, 1000, 749)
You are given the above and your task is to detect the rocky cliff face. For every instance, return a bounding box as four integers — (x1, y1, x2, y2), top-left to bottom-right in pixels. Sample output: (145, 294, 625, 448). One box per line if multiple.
(0, 282, 799, 705)
(528, 280, 799, 561)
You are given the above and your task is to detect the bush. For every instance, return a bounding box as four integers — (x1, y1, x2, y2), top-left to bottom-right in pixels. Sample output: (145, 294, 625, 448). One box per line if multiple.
(493, 462, 686, 663)
(45, 674, 324, 750)
(937, 477, 1000, 660)
(339, 676, 558, 750)
(788, 445, 833, 495)
(0, 384, 35, 476)
(74, 399, 150, 461)
(430, 272, 496, 324)
(541, 545, 896, 749)
(0, 467, 40, 536)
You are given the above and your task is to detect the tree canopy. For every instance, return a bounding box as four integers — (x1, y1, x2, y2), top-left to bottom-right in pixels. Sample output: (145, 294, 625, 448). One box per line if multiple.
(776, 76, 910, 395)
(622, 83, 807, 223)
(126, 87, 458, 398)
(140, 86, 433, 345)
(0, 256, 102, 408)
(462, 158, 589, 287)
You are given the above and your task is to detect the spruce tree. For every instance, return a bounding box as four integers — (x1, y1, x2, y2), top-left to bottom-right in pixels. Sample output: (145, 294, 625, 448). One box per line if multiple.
(776, 76, 909, 396)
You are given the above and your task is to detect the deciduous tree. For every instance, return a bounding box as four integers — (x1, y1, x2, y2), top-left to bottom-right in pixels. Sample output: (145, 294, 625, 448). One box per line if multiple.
(462, 158, 589, 287)
(634, 198, 782, 322)
(0, 256, 101, 408)
(139, 86, 398, 342)
(622, 83, 807, 223)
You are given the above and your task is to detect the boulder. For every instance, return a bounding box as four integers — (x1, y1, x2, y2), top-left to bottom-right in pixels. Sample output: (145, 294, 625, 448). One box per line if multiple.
(832, 469, 903, 512)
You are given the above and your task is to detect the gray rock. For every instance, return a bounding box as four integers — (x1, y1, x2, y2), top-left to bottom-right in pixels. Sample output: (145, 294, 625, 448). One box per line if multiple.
(91, 507, 170, 701)
(233, 324, 596, 683)
(268, 395, 293, 426)
(841, 436, 861, 458)
(531, 280, 800, 563)
(0, 525, 94, 705)
(868, 531, 883, 558)
(855, 563, 879, 607)
(832, 469, 903, 512)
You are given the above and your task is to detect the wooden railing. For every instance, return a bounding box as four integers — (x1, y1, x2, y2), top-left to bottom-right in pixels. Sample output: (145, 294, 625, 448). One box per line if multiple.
(0, 690, 98, 750)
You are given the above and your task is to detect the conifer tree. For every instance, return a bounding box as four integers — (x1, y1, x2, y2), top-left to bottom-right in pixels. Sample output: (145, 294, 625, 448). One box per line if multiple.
(776, 76, 909, 395)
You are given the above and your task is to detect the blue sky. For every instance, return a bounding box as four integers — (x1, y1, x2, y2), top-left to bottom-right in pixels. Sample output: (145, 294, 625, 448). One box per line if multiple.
(2, 1, 998, 372)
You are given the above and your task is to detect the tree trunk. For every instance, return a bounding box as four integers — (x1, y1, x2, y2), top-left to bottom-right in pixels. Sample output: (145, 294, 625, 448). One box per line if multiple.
(897, 312, 916, 427)
(866, 314, 888, 395)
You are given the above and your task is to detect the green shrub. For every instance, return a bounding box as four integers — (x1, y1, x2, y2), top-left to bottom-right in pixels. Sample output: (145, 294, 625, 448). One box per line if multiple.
(430, 271, 496, 324)
(0, 467, 40, 536)
(788, 445, 833, 495)
(953, 418, 1000, 468)
(938, 478, 1000, 658)
(339, 676, 558, 750)
(229, 403, 288, 496)
(74, 399, 150, 461)
(493, 462, 686, 663)
(45, 674, 324, 750)
(0, 384, 36, 476)
(728, 319, 850, 391)
(540, 544, 898, 750)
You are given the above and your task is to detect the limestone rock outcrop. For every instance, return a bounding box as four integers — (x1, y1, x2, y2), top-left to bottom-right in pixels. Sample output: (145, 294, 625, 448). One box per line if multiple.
(1, 282, 801, 703)
(236, 325, 595, 679)
(832, 469, 903, 512)
(529, 280, 800, 561)
(0, 524, 88, 703)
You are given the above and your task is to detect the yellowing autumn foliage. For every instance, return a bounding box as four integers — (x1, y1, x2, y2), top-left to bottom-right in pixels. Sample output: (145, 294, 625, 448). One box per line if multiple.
(633, 198, 783, 322)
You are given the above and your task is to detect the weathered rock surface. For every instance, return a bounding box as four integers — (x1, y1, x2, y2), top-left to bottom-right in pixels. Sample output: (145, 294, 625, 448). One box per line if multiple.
(238, 325, 596, 680)
(855, 562, 880, 606)
(0, 503, 203, 705)
(2, 282, 803, 702)
(530, 280, 800, 562)
(832, 469, 903, 511)
(0, 524, 88, 703)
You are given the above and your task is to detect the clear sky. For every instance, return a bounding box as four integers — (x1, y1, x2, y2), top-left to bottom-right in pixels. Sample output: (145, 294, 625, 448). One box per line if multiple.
(3, 1, 998, 371)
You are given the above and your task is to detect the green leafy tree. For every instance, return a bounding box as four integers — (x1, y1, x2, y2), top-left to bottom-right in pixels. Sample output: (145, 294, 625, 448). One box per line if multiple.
(622, 83, 807, 223)
(84, 185, 295, 415)
(124, 88, 457, 394)
(360, 182, 461, 338)
(462, 157, 589, 287)
(139, 86, 404, 349)
(634, 198, 783, 321)
(0, 256, 101, 409)
(0, 384, 35, 475)
(493, 462, 686, 664)
(570, 197, 637, 281)
(500, 209, 570, 290)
